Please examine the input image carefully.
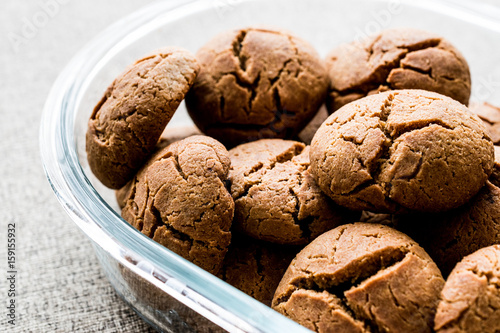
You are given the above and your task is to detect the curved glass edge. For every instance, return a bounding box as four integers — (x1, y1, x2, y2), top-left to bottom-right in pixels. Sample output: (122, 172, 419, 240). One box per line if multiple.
(39, 0, 500, 332)
(39, 0, 310, 332)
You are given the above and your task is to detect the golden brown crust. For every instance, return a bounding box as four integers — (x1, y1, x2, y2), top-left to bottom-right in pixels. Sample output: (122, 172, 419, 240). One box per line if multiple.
(325, 28, 471, 113)
(185, 27, 329, 148)
(229, 139, 358, 245)
(86, 47, 199, 189)
(118, 135, 234, 274)
(272, 223, 444, 333)
(310, 90, 494, 213)
(434, 245, 500, 333)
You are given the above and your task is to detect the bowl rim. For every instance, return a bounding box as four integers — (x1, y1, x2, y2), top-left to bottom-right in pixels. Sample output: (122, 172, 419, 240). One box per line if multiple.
(39, 0, 500, 332)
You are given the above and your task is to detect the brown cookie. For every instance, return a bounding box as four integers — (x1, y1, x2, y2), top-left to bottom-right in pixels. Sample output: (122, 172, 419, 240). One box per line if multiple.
(434, 245, 500, 333)
(470, 101, 500, 144)
(396, 181, 500, 277)
(272, 223, 445, 333)
(326, 28, 471, 113)
(229, 139, 358, 245)
(185, 27, 329, 148)
(115, 126, 203, 209)
(310, 90, 494, 213)
(217, 235, 299, 306)
(118, 135, 234, 274)
(87, 47, 199, 189)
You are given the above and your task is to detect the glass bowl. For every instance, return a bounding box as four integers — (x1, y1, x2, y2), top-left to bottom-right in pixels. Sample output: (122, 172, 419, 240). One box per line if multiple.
(40, 0, 500, 332)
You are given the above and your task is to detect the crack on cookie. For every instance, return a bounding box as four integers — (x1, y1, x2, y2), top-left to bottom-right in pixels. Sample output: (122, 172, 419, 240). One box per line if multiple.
(148, 202, 163, 238)
(277, 245, 410, 305)
(244, 161, 263, 177)
(232, 30, 248, 72)
(172, 153, 188, 182)
(234, 144, 305, 201)
(399, 61, 433, 79)
(217, 30, 307, 121)
(365, 34, 383, 63)
(288, 170, 314, 240)
(332, 39, 442, 99)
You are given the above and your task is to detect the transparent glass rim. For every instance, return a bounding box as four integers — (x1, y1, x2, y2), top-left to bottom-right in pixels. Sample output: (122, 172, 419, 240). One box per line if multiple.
(39, 0, 500, 332)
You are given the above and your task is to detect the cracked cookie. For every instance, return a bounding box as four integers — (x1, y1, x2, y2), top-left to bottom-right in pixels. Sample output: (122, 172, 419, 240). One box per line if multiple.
(229, 139, 358, 245)
(434, 245, 500, 333)
(118, 135, 234, 274)
(217, 234, 299, 306)
(396, 181, 500, 277)
(470, 101, 500, 144)
(87, 47, 199, 189)
(310, 89, 494, 213)
(185, 27, 329, 148)
(325, 28, 471, 113)
(272, 223, 445, 333)
(115, 126, 203, 210)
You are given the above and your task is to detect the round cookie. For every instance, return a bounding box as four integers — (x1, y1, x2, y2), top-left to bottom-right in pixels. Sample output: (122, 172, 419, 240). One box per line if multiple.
(185, 27, 329, 148)
(87, 47, 199, 189)
(217, 235, 299, 306)
(396, 181, 500, 277)
(229, 139, 358, 245)
(272, 223, 445, 333)
(118, 135, 234, 274)
(434, 245, 500, 333)
(325, 28, 471, 113)
(310, 89, 494, 213)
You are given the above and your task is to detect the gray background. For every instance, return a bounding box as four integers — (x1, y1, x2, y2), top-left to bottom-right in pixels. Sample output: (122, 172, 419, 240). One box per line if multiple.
(1, 0, 500, 332)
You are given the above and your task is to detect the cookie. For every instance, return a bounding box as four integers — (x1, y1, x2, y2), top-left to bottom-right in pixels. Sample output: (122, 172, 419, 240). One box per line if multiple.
(310, 89, 494, 213)
(396, 181, 500, 277)
(115, 125, 203, 209)
(272, 223, 445, 333)
(217, 235, 299, 306)
(229, 139, 358, 245)
(118, 135, 234, 274)
(325, 28, 471, 113)
(185, 27, 329, 148)
(87, 47, 199, 189)
(470, 101, 500, 144)
(434, 245, 500, 333)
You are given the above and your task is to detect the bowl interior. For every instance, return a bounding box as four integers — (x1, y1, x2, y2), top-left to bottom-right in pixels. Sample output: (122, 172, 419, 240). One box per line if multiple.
(57, 0, 500, 331)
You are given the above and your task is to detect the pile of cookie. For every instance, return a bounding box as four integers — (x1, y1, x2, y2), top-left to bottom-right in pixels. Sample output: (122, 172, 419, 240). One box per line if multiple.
(86, 26, 500, 332)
